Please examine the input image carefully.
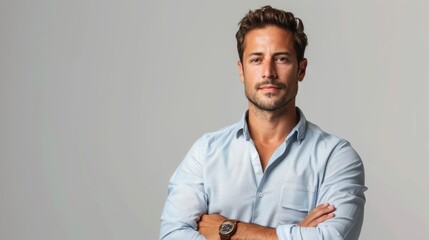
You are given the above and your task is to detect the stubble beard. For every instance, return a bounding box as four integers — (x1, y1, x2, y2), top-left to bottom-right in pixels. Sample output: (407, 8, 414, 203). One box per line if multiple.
(245, 81, 295, 112)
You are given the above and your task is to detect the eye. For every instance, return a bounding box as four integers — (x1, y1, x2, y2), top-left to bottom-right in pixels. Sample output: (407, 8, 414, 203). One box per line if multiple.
(275, 56, 290, 63)
(249, 57, 262, 64)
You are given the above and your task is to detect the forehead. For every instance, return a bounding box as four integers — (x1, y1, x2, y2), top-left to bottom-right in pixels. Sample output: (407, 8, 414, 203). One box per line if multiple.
(243, 25, 295, 55)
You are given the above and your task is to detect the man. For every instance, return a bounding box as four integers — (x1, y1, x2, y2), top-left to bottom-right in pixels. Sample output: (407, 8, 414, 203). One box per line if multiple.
(160, 5, 366, 240)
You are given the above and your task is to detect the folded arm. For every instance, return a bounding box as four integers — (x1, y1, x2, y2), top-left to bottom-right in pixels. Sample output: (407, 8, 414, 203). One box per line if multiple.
(198, 203, 336, 240)
(160, 139, 366, 240)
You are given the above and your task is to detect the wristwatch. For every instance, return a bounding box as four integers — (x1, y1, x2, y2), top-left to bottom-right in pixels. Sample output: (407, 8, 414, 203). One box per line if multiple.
(219, 220, 238, 240)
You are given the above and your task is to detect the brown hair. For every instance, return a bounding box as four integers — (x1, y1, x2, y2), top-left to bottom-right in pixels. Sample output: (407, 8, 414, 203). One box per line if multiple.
(236, 5, 308, 62)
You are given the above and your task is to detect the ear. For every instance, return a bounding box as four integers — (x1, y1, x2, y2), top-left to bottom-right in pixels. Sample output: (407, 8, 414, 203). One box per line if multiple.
(297, 58, 308, 82)
(237, 60, 245, 83)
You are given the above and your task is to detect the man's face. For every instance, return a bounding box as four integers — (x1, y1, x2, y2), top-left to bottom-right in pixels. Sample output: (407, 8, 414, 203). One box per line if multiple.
(238, 25, 307, 112)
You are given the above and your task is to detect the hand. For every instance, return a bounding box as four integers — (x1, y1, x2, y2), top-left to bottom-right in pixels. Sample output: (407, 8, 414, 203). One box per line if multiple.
(299, 203, 336, 227)
(198, 214, 226, 240)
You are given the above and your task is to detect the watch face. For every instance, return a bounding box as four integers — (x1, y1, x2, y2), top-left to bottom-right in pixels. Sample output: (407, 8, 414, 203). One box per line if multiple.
(220, 222, 234, 234)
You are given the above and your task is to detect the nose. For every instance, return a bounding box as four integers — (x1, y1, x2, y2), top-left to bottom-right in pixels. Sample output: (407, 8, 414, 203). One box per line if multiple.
(262, 60, 277, 80)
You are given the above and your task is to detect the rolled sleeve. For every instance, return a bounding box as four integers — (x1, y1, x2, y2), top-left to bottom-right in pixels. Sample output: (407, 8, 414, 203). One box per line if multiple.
(276, 224, 347, 240)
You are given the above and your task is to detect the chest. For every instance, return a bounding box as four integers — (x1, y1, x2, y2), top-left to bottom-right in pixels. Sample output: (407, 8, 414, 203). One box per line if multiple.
(203, 141, 327, 226)
(253, 141, 281, 171)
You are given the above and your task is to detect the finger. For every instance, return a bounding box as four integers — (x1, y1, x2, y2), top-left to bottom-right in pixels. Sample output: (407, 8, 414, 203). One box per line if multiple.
(301, 211, 335, 227)
(307, 204, 336, 226)
(307, 212, 335, 226)
(314, 203, 335, 212)
(307, 204, 336, 219)
(299, 204, 336, 227)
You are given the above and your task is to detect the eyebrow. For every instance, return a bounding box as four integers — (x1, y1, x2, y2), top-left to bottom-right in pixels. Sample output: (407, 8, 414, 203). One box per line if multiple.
(247, 51, 292, 58)
(247, 52, 263, 57)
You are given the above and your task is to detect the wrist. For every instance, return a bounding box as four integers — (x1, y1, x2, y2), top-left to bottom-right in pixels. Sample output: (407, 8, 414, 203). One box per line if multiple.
(219, 219, 239, 240)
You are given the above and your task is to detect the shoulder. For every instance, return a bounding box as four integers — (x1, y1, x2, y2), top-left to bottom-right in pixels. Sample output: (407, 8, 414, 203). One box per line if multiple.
(305, 121, 347, 145)
(304, 121, 361, 161)
(304, 121, 338, 145)
(190, 121, 243, 153)
(199, 121, 242, 144)
(303, 121, 365, 186)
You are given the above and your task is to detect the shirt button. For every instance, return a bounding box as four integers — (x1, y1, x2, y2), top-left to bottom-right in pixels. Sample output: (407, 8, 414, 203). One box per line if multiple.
(258, 192, 263, 197)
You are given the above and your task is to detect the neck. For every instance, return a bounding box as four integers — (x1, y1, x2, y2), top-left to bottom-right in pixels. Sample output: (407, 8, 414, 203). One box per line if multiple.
(247, 104, 299, 143)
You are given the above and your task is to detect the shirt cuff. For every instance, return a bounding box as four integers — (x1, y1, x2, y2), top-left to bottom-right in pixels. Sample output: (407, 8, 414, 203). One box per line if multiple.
(276, 224, 301, 240)
(276, 224, 325, 240)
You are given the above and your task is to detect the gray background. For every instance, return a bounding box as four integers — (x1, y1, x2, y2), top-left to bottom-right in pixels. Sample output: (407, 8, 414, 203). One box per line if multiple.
(1, 0, 428, 239)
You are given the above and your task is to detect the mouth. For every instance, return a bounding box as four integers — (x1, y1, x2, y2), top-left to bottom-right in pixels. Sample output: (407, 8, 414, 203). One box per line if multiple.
(259, 84, 282, 93)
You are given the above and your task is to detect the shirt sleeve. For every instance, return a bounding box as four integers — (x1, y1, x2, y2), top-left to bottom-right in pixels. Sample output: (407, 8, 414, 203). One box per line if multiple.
(276, 140, 367, 240)
(159, 137, 208, 240)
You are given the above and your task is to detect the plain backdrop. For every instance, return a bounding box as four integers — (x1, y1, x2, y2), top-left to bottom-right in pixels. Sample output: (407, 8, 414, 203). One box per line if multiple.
(1, 0, 428, 239)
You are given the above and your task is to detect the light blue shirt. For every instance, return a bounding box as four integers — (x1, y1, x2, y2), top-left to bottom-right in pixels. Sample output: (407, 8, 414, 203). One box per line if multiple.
(160, 108, 367, 240)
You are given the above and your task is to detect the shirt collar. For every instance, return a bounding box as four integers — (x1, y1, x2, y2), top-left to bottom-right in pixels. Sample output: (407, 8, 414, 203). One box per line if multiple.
(292, 107, 307, 143)
(236, 107, 307, 143)
(236, 111, 250, 140)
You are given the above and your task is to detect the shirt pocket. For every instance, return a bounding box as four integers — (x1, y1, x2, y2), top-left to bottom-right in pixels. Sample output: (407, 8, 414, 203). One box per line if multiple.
(277, 183, 316, 224)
